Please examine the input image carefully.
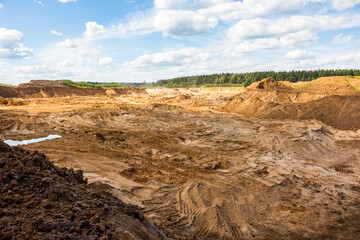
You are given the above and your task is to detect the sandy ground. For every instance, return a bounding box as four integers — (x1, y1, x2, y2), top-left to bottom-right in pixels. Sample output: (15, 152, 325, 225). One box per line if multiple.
(1, 87, 360, 239)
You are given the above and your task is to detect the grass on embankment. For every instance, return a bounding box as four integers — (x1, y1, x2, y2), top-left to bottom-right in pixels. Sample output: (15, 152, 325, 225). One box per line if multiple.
(0, 83, 13, 87)
(62, 80, 124, 88)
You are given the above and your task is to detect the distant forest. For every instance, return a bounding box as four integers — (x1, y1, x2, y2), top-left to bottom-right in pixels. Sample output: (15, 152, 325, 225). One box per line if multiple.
(152, 69, 360, 87)
(62, 80, 147, 88)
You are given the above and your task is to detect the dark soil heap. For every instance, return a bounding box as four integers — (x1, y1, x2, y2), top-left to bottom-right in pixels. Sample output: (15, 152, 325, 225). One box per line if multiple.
(0, 141, 166, 240)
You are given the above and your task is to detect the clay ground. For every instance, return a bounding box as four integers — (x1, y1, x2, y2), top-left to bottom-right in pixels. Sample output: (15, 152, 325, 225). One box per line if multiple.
(1, 87, 360, 239)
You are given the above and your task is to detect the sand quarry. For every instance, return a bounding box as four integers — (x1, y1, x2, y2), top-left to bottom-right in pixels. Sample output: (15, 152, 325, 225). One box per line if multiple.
(1, 77, 360, 239)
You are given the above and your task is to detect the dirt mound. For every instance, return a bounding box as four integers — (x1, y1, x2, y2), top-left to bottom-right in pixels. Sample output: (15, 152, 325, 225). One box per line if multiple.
(288, 76, 358, 95)
(0, 97, 24, 106)
(176, 94, 192, 100)
(248, 78, 293, 90)
(260, 95, 360, 130)
(0, 141, 165, 239)
(222, 77, 360, 130)
(0, 86, 146, 99)
(223, 93, 360, 130)
(16, 80, 67, 88)
(0, 97, 8, 105)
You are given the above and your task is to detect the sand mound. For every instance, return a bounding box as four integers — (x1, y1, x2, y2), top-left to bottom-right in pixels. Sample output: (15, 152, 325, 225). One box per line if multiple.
(223, 92, 360, 130)
(177, 94, 192, 100)
(222, 76, 360, 130)
(260, 95, 360, 130)
(248, 78, 293, 90)
(16, 80, 67, 88)
(0, 141, 165, 239)
(287, 76, 359, 95)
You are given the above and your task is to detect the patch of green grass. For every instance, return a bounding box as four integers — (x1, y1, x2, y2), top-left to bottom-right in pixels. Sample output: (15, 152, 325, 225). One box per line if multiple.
(62, 80, 123, 88)
(0, 83, 13, 87)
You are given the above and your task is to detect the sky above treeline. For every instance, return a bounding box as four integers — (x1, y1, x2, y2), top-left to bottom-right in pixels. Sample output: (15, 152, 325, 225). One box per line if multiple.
(0, 0, 360, 84)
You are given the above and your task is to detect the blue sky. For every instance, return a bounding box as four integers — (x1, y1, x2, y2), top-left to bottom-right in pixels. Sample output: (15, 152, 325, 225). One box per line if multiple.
(0, 0, 360, 84)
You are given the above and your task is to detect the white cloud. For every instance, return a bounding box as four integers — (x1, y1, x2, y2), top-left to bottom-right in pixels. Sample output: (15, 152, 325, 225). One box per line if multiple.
(230, 30, 318, 54)
(58, 0, 77, 3)
(84, 22, 106, 39)
(285, 50, 315, 60)
(227, 15, 345, 42)
(59, 38, 77, 48)
(84, 22, 126, 39)
(329, 0, 360, 10)
(99, 57, 115, 67)
(14, 65, 55, 74)
(51, 30, 63, 36)
(125, 48, 200, 69)
(154, 0, 187, 9)
(154, 10, 218, 36)
(0, 28, 33, 58)
(0, 3, 3, 8)
(198, 0, 309, 21)
(13, 64, 75, 81)
(333, 33, 352, 44)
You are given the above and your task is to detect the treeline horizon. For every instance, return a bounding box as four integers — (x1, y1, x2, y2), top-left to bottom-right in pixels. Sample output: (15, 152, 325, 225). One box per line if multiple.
(152, 69, 360, 87)
(2, 69, 360, 88)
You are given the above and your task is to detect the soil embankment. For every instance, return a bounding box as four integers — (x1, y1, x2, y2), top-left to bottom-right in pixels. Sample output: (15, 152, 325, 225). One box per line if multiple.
(222, 77, 360, 130)
(0, 80, 145, 98)
(0, 141, 166, 239)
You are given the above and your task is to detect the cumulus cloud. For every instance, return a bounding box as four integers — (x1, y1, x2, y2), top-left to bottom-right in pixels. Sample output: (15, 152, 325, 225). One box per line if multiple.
(0, 3, 3, 8)
(84, 22, 126, 39)
(125, 48, 201, 69)
(99, 57, 115, 67)
(285, 50, 315, 60)
(59, 39, 77, 48)
(84, 22, 106, 39)
(230, 30, 318, 54)
(333, 33, 352, 44)
(0, 28, 33, 58)
(154, 0, 187, 9)
(154, 10, 218, 36)
(51, 30, 63, 36)
(227, 15, 345, 42)
(197, 0, 309, 21)
(329, 0, 360, 10)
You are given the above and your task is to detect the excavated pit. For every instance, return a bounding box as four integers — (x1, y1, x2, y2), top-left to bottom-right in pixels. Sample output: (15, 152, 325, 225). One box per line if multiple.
(1, 77, 360, 239)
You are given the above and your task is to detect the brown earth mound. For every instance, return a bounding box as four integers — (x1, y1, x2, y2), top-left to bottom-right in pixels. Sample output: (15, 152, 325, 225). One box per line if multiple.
(0, 97, 24, 106)
(0, 97, 8, 105)
(0, 141, 166, 239)
(248, 78, 293, 90)
(287, 76, 358, 95)
(16, 80, 67, 88)
(222, 93, 360, 130)
(260, 95, 360, 130)
(222, 77, 360, 130)
(0, 86, 145, 98)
